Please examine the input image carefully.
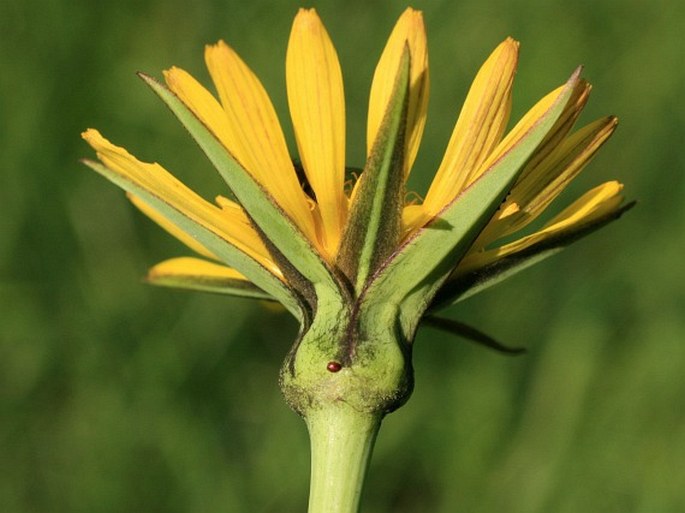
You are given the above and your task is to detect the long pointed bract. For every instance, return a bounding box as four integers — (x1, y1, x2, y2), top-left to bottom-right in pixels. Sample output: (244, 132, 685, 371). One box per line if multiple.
(337, 48, 410, 293)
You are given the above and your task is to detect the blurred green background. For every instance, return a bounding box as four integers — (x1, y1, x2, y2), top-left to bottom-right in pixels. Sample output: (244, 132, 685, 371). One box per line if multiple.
(1, 0, 683, 511)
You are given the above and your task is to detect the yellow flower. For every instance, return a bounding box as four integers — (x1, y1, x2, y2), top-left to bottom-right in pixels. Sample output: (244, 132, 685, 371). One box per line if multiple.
(82, 7, 629, 317)
(81, 13, 633, 506)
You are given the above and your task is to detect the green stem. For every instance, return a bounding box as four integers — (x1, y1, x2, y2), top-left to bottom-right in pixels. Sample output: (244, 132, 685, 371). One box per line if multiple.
(305, 405, 382, 513)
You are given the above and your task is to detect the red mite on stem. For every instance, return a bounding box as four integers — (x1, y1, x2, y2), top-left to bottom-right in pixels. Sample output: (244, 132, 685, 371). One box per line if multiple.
(327, 361, 342, 373)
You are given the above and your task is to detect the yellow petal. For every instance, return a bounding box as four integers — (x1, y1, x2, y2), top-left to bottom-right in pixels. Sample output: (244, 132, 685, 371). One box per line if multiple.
(146, 257, 276, 298)
(400, 204, 426, 238)
(543, 180, 624, 229)
(163, 66, 235, 150)
(367, 7, 429, 175)
(475, 74, 585, 184)
(459, 181, 624, 272)
(510, 80, 592, 179)
(422, 38, 518, 216)
(286, 8, 347, 257)
(164, 65, 317, 245)
(128, 192, 218, 261)
(203, 42, 317, 239)
(433, 72, 581, 238)
(495, 115, 618, 237)
(148, 256, 248, 282)
(81, 129, 281, 278)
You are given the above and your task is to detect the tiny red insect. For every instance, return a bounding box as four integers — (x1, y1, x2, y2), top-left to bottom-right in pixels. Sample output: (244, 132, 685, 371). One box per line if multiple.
(326, 361, 342, 373)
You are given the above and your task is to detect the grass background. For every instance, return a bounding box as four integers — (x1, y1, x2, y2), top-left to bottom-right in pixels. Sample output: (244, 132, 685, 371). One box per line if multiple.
(1, 0, 683, 511)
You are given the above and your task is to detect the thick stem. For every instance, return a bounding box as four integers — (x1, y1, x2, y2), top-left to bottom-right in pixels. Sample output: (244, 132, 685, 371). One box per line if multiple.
(305, 405, 382, 513)
(280, 300, 412, 512)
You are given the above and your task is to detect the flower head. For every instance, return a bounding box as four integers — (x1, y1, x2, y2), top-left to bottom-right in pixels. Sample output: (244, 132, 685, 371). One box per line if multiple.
(81, 13, 633, 508)
(82, 7, 630, 355)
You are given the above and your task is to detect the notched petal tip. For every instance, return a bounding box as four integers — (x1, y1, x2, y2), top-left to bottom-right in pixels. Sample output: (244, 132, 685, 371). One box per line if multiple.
(161, 66, 181, 85)
(504, 35, 520, 47)
(488, 37, 520, 71)
(204, 40, 226, 62)
(205, 38, 228, 50)
(82, 129, 132, 163)
(81, 127, 101, 143)
(293, 7, 323, 26)
(595, 115, 619, 139)
(500, 36, 521, 54)
(204, 39, 239, 68)
(397, 7, 426, 32)
(401, 6, 422, 14)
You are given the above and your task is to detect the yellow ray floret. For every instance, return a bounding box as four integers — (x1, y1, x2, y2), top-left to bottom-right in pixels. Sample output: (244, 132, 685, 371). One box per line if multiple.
(149, 256, 249, 282)
(421, 38, 518, 217)
(163, 64, 317, 246)
(458, 181, 624, 273)
(81, 129, 280, 278)
(473, 111, 617, 247)
(496, 116, 618, 236)
(147, 257, 251, 284)
(286, 8, 347, 258)
(147, 257, 277, 299)
(83, 8, 626, 307)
